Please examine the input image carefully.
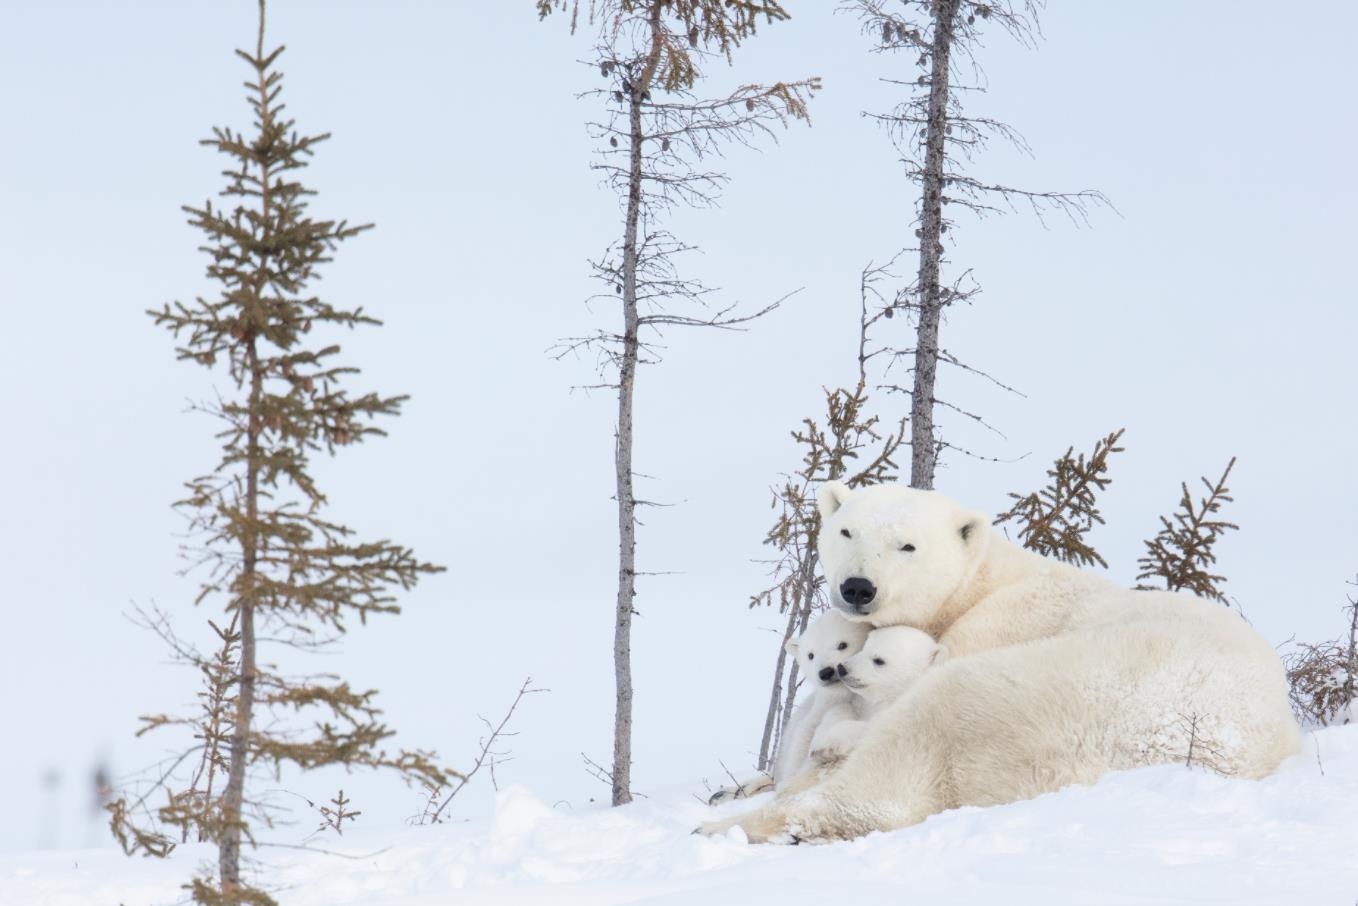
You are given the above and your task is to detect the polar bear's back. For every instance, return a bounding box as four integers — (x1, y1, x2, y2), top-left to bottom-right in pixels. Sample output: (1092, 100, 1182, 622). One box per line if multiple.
(895, 596, 1299, 807)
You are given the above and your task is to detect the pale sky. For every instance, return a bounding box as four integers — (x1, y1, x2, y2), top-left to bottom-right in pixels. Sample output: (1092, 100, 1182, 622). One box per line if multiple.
(1, 1, 1355, 853)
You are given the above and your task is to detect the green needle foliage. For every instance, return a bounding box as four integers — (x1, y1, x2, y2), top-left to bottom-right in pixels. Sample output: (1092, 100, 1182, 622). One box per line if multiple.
(1136, 457, 1239, 604)
(993, 428, 1125, 568)
(108, 3, 449, 902)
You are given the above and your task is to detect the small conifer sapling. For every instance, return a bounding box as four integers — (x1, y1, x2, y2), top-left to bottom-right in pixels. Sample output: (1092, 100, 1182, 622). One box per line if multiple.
(1136, 457, 1239, 604)
(994, 428, 1125, 567)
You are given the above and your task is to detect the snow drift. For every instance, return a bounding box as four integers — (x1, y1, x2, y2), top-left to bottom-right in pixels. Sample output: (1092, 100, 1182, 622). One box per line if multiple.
(4, 726, 1355, 906)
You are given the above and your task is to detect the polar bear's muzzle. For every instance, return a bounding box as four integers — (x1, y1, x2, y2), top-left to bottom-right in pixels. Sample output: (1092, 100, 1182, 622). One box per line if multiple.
(838, 577, 879, 616)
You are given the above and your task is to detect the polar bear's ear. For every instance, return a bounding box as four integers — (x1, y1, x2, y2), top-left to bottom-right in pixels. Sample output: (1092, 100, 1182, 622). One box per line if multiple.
(785, 637, 801, 656)
(818, 480, 851, 522)
(958, 511, 987, 545)
(930, 643, 949, 665)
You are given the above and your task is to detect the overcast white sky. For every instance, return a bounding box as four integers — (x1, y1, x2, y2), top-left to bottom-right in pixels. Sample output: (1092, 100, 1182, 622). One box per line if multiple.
(2, 1, 1355, 853)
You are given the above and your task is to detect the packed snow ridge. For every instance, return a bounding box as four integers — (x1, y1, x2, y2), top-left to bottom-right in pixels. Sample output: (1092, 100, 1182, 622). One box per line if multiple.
(4, 726, 1355, 906)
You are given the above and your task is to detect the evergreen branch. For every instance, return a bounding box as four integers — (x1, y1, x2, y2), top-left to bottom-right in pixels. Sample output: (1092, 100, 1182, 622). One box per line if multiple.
(1135, 457, 1239, 604)
(994, 428, 1125, 568)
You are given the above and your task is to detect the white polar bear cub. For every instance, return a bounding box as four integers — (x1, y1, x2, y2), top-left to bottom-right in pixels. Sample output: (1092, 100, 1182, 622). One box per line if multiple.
(808, 626, 946, 766)
(707, 611, 868, 804)
(703, 482, 1300, 842)
(774, 611, 872, 784)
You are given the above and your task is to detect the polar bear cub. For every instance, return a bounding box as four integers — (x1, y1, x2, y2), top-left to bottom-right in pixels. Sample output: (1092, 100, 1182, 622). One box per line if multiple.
(773, 611, 873, 784)
(808, 625, 947, 765)
(708, 611, 869, 804)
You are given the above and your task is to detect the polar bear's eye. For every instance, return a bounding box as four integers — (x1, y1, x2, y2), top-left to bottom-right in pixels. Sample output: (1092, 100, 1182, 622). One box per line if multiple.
(900, 543, 916, 552)
(807, 652, 814, 661)
(872, 657, 886, 666)
(840, 528, 851, 539)
(837, 642, 848, 650)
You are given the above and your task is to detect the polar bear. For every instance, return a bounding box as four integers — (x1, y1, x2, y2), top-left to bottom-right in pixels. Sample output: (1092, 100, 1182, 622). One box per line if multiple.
(702, 482, 1300, 842)
(807, 626, 947, 767)
(708, 611, 869, 804)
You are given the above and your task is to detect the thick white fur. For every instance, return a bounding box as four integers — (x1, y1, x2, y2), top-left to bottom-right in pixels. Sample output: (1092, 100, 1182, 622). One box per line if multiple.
(809, 626, 946, 765)
(772, 612, 871, 784)
(703, 483, 1300, 842)
(707, 612, 868, 803)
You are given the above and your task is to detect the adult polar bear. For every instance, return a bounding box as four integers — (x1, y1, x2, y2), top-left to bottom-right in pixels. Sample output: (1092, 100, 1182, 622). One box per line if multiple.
(703, 482, 1300, 843)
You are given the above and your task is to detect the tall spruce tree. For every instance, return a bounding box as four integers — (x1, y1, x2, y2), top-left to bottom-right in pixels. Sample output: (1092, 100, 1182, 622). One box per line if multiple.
(539, 0, 817, 805)
(109, 3, 448, 902)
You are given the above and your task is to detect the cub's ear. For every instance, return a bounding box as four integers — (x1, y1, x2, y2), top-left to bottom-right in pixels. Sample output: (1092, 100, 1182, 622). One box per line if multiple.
(784, 637, 801, 656)
(930, 643, 949, 665)
(818, 480, 852, 522)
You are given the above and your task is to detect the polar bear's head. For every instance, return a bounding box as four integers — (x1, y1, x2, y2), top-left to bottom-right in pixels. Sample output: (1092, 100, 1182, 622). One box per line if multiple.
(816, 481, 989, 628)
(785, 610, 871, 689)
(837, 625, 947, 708)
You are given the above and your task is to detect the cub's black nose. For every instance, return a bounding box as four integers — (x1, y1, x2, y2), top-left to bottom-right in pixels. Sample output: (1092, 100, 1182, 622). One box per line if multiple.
(839, 577, 877, 608)
(836, 663, 848, 677)
(818, 666, 836, 682)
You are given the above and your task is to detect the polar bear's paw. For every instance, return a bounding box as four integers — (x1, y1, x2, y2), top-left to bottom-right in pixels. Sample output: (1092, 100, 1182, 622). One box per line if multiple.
(696, 806, 795, 844)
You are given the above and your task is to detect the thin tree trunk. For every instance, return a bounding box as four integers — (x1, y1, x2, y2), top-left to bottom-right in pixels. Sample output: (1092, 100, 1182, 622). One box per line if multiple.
(610, 67, 644, 813)
(222, 7, 268, 884)
(909, 0, 958, 491)
(221, 341, 261, 893)
(608, 5, 668, 810)
(756, 603, 801, 771)
(775, 567, 817, 743)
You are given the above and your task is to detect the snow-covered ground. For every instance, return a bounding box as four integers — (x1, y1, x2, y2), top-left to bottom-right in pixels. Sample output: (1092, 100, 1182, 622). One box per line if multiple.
(5, 726, 1355, 906)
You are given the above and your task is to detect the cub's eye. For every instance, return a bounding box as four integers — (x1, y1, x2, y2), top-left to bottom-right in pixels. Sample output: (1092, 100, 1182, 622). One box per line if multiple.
(872, 657, 886, 666)
(837, 642, 848, 651)
(840, 528, 851, 539)
(900, 543, 916, 552)
(807, 652, 814, 661)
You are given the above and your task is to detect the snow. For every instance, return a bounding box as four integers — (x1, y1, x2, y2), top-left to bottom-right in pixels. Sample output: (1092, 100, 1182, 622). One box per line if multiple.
(4, 727, 1356, 906)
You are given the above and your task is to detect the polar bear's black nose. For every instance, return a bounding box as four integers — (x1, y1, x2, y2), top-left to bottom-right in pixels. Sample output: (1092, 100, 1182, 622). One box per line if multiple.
(840, 577, 877, 610)
(818, 666, 836, 682)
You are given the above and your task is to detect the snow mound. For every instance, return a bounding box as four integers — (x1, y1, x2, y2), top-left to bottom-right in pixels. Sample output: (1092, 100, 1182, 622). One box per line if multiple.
(3, 727, 1355, 906)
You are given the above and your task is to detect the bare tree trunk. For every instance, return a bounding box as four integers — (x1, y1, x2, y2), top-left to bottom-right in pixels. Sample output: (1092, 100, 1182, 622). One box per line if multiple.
(756, 560, 816, 771)
(775, 568, 816, 742)
(610, 56, 651, 811)
(909, 0, 958, 491)
(756, 604, 800, 771)
(221, 337, 261, 894)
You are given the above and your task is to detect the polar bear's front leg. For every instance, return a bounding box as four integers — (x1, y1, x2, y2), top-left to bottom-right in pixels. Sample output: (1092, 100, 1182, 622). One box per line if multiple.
(698, 778, 898, 843)
(698, 800, 800, 843)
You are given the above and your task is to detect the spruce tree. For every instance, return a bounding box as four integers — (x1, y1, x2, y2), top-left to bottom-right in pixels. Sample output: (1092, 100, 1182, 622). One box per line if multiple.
(109, 3, 448, 902)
